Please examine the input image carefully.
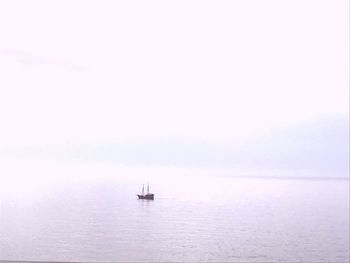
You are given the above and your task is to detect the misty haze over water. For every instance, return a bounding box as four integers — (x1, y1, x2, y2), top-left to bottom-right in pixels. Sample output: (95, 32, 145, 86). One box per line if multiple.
(0, 0, 349, 262)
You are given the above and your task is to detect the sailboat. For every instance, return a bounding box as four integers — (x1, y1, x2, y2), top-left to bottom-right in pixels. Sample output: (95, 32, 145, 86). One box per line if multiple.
(137, 184, 155, 200)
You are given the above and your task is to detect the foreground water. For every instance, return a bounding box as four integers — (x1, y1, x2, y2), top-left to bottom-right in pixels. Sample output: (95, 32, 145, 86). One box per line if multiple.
(0, 174, 349, 262)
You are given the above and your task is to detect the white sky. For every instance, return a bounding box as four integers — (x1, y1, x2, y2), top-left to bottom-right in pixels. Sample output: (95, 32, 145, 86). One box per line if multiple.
(0, 1, 348, 178)
(0, 0, 348, 143)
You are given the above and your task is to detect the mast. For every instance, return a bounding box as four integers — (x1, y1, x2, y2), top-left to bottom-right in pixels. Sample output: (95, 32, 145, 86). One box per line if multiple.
(142, 184, 144, 195)
(147, 183, 149, 194)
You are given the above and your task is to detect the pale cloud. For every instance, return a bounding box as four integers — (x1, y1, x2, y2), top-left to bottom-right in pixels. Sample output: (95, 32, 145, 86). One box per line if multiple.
(0, 115, 348, 178)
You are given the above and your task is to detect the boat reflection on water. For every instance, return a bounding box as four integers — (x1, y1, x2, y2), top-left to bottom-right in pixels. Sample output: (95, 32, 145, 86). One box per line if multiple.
(137, 183, 154, 200)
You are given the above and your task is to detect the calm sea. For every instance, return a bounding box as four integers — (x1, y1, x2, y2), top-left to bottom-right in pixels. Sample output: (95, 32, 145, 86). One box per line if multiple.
(0, 174, 349, 262)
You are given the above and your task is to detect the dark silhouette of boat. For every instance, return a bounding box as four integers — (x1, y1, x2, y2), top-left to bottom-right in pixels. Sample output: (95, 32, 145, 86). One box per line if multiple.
(137, 184, 154, 200)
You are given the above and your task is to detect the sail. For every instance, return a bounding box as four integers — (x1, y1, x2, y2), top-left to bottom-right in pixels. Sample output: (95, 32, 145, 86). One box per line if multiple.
(147, 183, 149, 194)
(142, 184, 144, 195)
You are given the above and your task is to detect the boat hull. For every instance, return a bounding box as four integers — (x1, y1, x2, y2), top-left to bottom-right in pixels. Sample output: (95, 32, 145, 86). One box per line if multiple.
(137, 194, 154, 200)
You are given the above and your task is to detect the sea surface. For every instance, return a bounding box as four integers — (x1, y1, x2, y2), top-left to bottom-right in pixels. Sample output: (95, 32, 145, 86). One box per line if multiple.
(0, 174, 349, 262)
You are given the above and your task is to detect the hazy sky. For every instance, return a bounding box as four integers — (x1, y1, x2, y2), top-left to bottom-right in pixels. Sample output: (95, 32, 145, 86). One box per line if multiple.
(0, 0, 348, 178)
